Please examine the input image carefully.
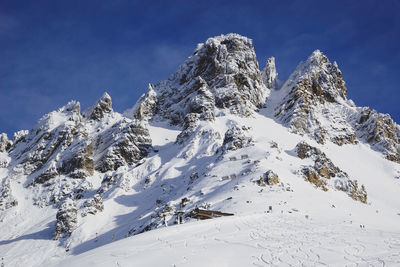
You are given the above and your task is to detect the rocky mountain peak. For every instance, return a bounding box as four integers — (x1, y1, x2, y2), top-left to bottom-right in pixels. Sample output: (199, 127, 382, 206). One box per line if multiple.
(130, 33, 269, 127)
(273, 49, 400, 162)
(84, 92, 113, 120)
(307, 49, 326, 64)
(284, 49, 347, 103)
(190, 33, 256, 80)
(59, 100, 81, 117)
(262, 56, 278, 89)
(274, 50, 355, 145)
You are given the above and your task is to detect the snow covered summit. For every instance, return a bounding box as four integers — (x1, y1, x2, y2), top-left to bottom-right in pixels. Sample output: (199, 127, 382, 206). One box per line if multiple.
(129, 33, 269, 125)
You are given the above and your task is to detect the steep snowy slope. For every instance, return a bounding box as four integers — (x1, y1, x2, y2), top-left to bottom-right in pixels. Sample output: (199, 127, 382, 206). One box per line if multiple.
(1, 34, 400, 267)
(2, 111, 400, 266)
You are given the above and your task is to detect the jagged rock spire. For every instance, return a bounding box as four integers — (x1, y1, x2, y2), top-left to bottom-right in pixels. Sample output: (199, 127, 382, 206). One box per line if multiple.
(262, 57, 278, 89)
(84, 92, 113, 120)
(275, 50, 356, 145)
(287, 49, 347, 103)
(128, 84, 157, 121)
(0, 133, 11, 152)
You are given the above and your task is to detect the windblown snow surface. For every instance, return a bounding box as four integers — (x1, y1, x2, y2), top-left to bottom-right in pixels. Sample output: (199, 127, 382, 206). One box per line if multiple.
(1, 111, 400, 266)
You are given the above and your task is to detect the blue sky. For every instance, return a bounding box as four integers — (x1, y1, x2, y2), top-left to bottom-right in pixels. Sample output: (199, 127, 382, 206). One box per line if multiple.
(1, 0, 399, 136)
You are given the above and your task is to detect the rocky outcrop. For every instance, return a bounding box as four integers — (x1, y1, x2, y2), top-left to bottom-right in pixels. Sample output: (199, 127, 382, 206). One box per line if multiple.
(347, 180, 368, 203)
(221, 124, 253, 152)
(129, 84, 157, 121)
(261, 57, 278, 89)
(59, 141, 94, 179)
(81, 194, 104, 217)
(97, 173, 123, 195)
(130, 33, 269, 127)
(83, 92, 112, 120)
(0, 155, 10, 168)
(54, 198, 78, 240)
(0, 179, 18, 210)
(275, 50, 356, 145)
(296, 141, 342, 178)
(354, 107, 400, 163)
(10, 101, 83, 183)
(265, 170, 279, 185)
(0, 133, 11, 152)
(94, 119, 152, 172)
(296, 141, 367, 202)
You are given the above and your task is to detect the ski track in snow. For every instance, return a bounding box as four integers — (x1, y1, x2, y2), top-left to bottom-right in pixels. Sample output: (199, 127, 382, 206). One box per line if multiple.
(51, 213, 400, 267)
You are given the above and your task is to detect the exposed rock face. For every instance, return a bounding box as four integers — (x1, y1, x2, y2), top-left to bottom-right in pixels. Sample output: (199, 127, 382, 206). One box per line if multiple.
(8, 93, 152, 182)
(0, 145, 10, 168)
(221, 124, 253, 152)
(265, 170, 279, 185)
(59, 141, 94, 179)
(0, 179, 18, 210)
(296, 141, 346, 179)
(130, 33, 269, 126)
(81, 194, 104, 217)
(54, 198, 78, 240)
(83, 92, 112, 120)
(301, 167, 328, 191)
(10, 101, 84, 184)
(275, 50, 356, 145)
(295, 141, 367, 202)
(97, 173, 123, 195)
(261, 57, 278, 89)
(94, 119, 152, 172)
(0, 133, 11, 152)
(354, 107, 400, 163)
(3, 93, 152, 214)
(129, 84, 157, 121)
(348, 180, 368, 203)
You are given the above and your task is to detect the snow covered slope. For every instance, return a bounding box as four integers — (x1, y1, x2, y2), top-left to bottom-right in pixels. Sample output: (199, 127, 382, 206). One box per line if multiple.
(1, 33, 400, 267)
(55, 213, 400, 267)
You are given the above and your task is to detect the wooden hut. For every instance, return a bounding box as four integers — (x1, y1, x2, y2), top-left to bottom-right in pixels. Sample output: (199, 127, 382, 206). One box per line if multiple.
(190, 208, 234, 220)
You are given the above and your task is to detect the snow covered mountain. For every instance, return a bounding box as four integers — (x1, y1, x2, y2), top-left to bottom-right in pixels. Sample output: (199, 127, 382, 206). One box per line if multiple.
(1, 33, 400, 267)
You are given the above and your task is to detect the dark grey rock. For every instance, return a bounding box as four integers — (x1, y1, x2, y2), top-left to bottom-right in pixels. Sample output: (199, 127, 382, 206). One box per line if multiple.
(54, 198, 78, 240)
